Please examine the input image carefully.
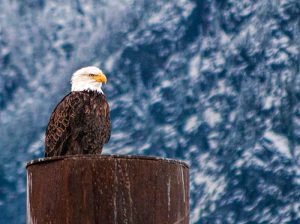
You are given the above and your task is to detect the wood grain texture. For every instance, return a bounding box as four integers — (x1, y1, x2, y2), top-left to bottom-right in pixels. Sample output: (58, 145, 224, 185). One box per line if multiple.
(26, 155, 189, 224)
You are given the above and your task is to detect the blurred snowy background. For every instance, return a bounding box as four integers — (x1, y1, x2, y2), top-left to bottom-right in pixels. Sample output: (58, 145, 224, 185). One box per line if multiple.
(1, 0, 300, 223)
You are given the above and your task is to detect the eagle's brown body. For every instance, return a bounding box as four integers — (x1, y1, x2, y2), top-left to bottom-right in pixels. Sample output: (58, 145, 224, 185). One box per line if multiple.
(45, 90, 111, 157)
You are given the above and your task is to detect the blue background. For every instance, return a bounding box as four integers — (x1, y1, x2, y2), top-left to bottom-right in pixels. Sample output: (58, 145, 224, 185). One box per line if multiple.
(1, 0, 300, 223)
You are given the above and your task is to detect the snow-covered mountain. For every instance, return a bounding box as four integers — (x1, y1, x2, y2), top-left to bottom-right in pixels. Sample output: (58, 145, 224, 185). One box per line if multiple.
(1, 0, 300, 223)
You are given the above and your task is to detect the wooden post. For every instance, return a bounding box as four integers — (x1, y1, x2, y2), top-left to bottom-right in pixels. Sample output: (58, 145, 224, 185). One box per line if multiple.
(26, 155, 189, 224)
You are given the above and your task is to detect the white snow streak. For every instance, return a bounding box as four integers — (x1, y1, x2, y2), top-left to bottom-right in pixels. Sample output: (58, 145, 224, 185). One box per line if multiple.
(264, 131, 291, 158)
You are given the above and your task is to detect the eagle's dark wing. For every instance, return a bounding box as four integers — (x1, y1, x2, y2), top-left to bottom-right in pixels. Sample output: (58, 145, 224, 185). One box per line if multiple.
(99, 94, 111, 144)
(45, 92, 82, 157)
(45, 91, 111, 157)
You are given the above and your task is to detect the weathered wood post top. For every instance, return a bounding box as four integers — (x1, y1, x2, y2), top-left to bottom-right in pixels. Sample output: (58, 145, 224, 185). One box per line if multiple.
(26, 155, 189, 224)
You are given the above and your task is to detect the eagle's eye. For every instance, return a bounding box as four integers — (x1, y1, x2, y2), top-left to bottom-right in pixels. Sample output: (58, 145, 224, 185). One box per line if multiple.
(89, 74, 95, 77)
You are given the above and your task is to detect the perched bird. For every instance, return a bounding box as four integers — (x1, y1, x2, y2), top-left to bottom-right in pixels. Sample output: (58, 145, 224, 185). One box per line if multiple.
(44, 66, 111, 157)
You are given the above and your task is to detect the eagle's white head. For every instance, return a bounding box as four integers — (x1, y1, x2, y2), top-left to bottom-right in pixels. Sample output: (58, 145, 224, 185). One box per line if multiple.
(71, 66, 107, 94)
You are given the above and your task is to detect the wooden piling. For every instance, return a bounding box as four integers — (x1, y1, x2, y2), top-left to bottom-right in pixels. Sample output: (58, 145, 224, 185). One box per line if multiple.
(26, 155, 189, 224)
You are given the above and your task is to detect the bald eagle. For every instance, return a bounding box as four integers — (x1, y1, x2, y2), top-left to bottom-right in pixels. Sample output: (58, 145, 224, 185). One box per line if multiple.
(44, 66, 111, 157)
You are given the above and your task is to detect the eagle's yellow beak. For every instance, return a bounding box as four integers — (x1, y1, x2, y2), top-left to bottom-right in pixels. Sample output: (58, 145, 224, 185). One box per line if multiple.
(93, 73, 107, 84)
